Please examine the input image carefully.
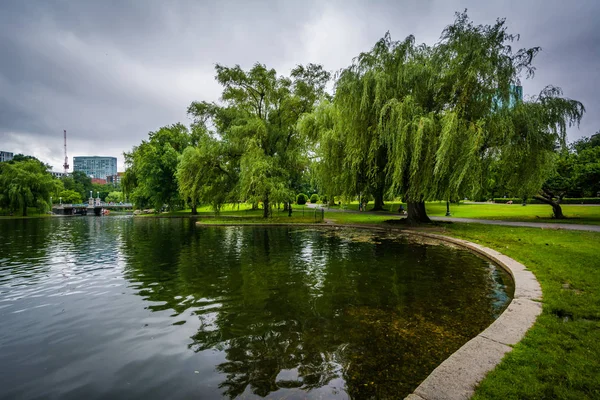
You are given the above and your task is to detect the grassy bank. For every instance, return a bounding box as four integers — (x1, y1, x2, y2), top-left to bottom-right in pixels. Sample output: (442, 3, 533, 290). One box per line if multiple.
(0, 207, 51, 219)
(425, 202, 600, 225)
(142, 201, 600, 225)
(434, 224, 600, 399)
(317, 214, 600, 398)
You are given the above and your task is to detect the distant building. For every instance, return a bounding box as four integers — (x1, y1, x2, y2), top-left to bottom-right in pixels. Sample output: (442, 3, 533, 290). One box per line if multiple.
(0, 151, 14, 162)
(73, 156, 117, 179)
(106, 172, 124, 185)
(91, 178, 107, 185)
(50, 171, 70, 178)
(493, 85, 523, 110)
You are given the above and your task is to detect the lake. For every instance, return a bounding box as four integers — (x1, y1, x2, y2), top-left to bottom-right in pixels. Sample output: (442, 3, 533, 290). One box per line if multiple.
(0, 217, 513, 399)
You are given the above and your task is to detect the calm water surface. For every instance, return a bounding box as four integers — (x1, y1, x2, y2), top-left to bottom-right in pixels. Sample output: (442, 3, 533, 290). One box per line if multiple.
(0, 217, 513, 399)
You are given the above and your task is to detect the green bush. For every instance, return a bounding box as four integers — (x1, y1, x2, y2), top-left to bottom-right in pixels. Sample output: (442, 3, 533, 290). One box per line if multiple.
(296, 193, 308, 205)
(310, 194, 319, 203)
(59, 189, 83, 204)
(560, 197, 600, 204)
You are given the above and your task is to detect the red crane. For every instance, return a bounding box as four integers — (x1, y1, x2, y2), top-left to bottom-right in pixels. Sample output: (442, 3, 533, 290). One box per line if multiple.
(63, 130, 69, 174)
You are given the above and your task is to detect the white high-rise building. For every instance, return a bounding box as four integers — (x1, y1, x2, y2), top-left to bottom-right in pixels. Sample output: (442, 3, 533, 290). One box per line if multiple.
(0, 151, 14, 162)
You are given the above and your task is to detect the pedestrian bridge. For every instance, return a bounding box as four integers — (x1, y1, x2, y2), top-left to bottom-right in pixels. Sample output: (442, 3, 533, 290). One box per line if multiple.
(52, 202, 134, 216)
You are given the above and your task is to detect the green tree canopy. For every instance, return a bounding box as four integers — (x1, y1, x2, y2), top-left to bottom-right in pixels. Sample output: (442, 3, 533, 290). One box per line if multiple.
(62, 171, 93, 200)
(302, 12, 584, 223)
(58, 189, 83, 204)
(105, 191, 123, 203)
(0, 159, 60, 216)
(123, 123, 198, 210)
(186, 63, 330, 217)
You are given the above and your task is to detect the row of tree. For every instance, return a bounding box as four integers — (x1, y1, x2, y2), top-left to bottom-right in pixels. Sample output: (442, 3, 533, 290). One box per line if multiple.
(123, 12, 588, 223)
(0, 155, 123, 216)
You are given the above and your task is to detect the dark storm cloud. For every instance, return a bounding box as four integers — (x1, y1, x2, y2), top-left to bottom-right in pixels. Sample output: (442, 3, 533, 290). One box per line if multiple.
(0, 0, 598, 171)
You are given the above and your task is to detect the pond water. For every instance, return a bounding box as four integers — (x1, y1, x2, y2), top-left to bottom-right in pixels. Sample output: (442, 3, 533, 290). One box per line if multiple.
(0, 217, 513, 399)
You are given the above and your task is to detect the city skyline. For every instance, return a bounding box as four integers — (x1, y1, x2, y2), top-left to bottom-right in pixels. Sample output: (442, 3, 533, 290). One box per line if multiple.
(1, 1, 599, 171)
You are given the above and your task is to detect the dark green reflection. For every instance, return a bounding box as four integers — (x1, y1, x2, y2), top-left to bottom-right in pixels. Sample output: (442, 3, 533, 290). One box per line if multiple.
(120, 221, 512, 399)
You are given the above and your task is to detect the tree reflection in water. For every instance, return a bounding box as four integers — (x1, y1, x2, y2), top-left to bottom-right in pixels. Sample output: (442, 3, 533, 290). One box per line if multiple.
(120, 220, 512, 399)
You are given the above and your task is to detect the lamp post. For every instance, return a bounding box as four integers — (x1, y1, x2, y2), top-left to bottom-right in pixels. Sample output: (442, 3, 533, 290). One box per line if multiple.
(90, 190, 93, 199)
(59, 197, 62, 205)
(445, 200, 451, 216)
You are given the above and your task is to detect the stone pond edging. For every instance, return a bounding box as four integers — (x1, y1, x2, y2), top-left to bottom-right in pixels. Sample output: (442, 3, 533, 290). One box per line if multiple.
(196, 222, 543, 399)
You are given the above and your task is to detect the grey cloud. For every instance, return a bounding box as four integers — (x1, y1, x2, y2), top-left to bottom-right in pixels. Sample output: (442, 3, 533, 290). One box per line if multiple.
(1, 0, 598, 171)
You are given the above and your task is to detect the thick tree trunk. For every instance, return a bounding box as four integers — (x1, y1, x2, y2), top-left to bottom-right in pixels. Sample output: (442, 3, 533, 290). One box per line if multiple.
(190, 199, 197, 215)
(407, 201, 431, 224)
(371, 146, 387, 212)
(372, 188, 385, 211)
(534, 193, 565, 219)
(263, 196, 269, 218)
(552, 203, 565, 219)
(283, 202, 289, 211)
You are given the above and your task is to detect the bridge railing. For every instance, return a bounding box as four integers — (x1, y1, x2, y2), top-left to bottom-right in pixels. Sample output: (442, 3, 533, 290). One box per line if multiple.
(52, 203, 134, 208)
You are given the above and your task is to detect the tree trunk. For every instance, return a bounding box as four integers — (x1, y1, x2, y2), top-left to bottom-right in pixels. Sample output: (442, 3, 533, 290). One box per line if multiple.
(551, 203, 565, 219)
(372, 188, 385, 211)
(263, 196, 269, 218)
(407, 201, 431, 224)
(23, 203, 27, 217)
(371, 146, 387, 212)
(190, 199, 197, 215)
(283, 202, 289, 211)
(534, 193, 565, 219)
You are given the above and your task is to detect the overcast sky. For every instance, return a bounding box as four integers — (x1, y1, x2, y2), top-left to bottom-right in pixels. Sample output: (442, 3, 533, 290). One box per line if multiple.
(1, 0, 598, 172)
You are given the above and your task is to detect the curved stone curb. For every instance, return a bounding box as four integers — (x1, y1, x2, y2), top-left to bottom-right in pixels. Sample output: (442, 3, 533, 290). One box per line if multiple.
(196, 222, 543, 399)
(401, 231, 542, 400)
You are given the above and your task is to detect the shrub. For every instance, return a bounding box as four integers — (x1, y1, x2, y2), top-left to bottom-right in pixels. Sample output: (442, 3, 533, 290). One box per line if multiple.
(310, 194, 319, 203)
(560, 197, 600, 204)
(58, 189, 83, 204)
(296, 193, 308, 205)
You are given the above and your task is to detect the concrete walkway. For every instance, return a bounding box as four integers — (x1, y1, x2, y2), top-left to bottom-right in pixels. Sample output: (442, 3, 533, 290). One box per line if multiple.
(430, 216, 600, 232)
(305, 203, 600, 232)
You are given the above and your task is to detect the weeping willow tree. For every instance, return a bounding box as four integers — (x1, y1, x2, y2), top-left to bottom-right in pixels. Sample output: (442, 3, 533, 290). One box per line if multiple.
(187, 63, 330, 217)
(306, 11, 583, 223)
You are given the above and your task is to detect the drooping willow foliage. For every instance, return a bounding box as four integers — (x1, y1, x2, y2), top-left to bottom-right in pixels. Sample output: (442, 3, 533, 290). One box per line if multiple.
(301, 11, 584, 221)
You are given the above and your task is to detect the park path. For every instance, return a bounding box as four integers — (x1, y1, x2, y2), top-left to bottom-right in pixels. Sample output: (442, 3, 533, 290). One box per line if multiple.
(304, 203, 600, 232)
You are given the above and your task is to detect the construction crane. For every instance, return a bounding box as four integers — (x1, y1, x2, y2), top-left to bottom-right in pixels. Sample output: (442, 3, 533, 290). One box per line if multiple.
(63, 129, 69, 174)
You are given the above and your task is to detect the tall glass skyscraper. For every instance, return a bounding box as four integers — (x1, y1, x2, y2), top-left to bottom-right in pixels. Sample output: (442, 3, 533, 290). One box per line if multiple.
(73, 156, 117, 179)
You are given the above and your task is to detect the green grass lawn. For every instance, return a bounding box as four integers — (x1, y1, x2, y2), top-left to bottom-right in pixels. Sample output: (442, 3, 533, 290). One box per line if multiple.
(431, 224, 600, 399)
(308, 200, 600, 225)
(139, 204, 326, 224)
(0, 207, 51, 219)
(138, 201, 600, 225)
(425, 202, 600, 225)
